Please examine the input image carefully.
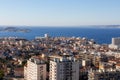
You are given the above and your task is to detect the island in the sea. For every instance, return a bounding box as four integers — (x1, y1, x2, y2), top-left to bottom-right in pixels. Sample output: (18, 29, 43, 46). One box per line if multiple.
(0, 27, 31, 33)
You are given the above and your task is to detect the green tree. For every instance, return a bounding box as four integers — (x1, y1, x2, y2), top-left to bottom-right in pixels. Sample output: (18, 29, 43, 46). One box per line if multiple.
(0, 70, 4, 79)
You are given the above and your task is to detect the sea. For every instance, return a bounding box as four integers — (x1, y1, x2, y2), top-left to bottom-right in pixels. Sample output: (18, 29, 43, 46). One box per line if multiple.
(0, 27, 120, 44)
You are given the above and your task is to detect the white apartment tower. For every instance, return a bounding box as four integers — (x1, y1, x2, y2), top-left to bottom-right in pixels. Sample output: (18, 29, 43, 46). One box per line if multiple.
(112, 37, 120, 45)
(109, 37, 120, 49)
(24, 57, 46, 80)
(44, 33, 49, 38)
(49, 54, 79, 80)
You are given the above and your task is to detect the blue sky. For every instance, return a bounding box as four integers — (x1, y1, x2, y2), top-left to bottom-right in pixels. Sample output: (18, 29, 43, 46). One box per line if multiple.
(0, 0, 120, 26)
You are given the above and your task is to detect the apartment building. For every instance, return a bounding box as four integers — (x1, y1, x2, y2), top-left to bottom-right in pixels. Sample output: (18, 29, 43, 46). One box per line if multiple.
(109, 37, 120, 49)
(24, 57, 46, 80)
(49, 54, 79, 80)
(88, 69, 120, 80)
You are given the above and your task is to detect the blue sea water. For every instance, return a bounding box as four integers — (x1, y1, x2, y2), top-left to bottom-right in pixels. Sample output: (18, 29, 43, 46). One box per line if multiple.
(0, 27, 120, 44)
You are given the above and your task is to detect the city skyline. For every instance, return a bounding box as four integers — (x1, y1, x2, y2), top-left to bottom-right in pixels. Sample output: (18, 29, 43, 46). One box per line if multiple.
(0, 0, 120, 26)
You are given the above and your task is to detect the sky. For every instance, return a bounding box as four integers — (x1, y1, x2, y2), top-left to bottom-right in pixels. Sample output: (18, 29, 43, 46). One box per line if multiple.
(0, 0, 120, 26)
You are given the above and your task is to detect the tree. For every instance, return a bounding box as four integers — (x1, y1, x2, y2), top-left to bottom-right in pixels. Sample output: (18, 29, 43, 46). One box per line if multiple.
(0, 70, 4, 79)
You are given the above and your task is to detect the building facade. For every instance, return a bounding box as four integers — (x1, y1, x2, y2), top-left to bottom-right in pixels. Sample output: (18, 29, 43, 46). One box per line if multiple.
(49, 55, 79, 80)
(24, 58, 46, 80)
(109, 37, 120, 49)
(88, 69, 120, 80)
(112, 38, 120, 45)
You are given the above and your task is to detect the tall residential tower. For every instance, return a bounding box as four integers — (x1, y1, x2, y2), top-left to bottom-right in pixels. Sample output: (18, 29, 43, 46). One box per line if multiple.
(24, 57, 46, 80)
(49, 54, 79, 80)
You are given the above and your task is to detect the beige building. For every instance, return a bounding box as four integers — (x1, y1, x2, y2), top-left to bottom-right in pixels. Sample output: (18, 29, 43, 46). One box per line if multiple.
(24, 57, 46, 80)
(49, 54, 79, 80)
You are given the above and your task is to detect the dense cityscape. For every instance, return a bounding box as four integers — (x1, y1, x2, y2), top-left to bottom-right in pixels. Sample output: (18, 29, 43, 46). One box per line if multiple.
(0, 0, 120, 80)
(0, 34, 120, 80)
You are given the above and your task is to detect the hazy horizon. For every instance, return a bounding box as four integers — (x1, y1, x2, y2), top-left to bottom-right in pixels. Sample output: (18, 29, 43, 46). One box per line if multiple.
(0, 24, 120, 27)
